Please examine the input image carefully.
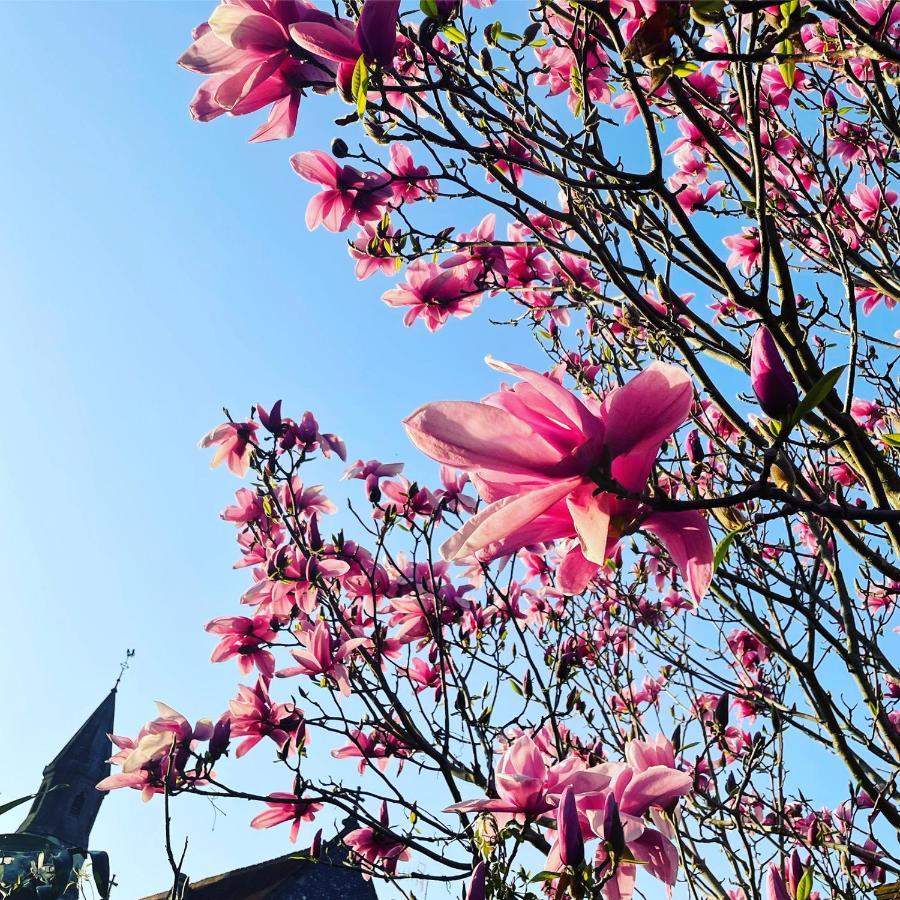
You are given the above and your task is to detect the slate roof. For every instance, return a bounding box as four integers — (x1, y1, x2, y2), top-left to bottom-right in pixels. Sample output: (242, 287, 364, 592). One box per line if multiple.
(141, 851, 378, 900)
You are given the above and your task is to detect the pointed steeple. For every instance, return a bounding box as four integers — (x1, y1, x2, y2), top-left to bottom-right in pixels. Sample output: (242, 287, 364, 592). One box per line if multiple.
(16, 688, 116, 849)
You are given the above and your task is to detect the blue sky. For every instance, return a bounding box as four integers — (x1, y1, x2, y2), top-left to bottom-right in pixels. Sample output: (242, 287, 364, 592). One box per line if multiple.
(0, 3, 539, 894)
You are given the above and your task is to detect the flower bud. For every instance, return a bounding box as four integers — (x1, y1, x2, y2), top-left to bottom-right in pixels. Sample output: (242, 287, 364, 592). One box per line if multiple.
(602, 793, 625, 859)
(357, 0, 400, 67)
(557, 786, 584, 867)
(685, 428, 703, 464)
(309, 828, 323, 859)
(467, 861, 486, 900)
(209, 715, 231, 760)
(750, 326, 798, 419)
(766, 864, 791, 900)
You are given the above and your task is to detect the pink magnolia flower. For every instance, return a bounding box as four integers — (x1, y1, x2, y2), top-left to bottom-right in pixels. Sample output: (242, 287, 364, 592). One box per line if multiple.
(251, 791, 322, 842)
(404, 358, 713, 603)
(97, 703, 213, 800)
(277, 620, 366, 696)
(444, 735, 559, 825)
(382, 260, 484, 331)
(847, 182, 898, 224)
(178, 1, 338, 142)
(723, 228, 762, 276)
(199, 420, 258, 476)
(206, 614, 277, 678)
(289, 0, 400, 71)
(291, 150, 392, 232)
(344, 802, 411, 879)
(388, 144, 436, 204)
(228, 677, 305, 757)
(222, 487, 264, 524)
(441, 214, 508, 281)
(349, 223, 401, 279)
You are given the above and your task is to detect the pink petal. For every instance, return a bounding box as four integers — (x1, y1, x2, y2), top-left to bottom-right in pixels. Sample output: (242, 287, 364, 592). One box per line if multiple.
(557, 544, 600, 595)
(404, 402, 565, 475)
(566, 482, 612, 565)
(619, 765, 692, 816)
(487, 358, 603, 443)
(441, 478, 580, 561)
(208, 6, 288, 51)
(249, 92, 300, 142)
(178, 28, 249, 73)
(289, 21, 360, 63)
(640, 510, 713, 605)
(602, 363, 693, 489)
(291, 150, 340, 186)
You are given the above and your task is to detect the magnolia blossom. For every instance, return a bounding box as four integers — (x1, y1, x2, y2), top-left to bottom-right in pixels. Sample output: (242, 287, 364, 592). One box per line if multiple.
(383, 260, 484, 331)
(178, 0, 338, 142)
(446, 734, 691, 900)
(199, 420, 258, 476)
(344, 802, 411, 879)
(251, 792, 322, 842)
(292, 151, 392, 232)
(277, 620, 366, 696)
(97, 703, 214, 800)
(404, 358, 713, 603)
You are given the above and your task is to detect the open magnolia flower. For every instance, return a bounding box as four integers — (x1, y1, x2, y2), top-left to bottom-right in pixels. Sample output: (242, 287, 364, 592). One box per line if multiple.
(404, 358, 713, 603)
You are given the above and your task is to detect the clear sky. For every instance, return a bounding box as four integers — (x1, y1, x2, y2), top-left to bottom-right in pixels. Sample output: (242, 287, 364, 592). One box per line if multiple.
(0, 2, 540, 894)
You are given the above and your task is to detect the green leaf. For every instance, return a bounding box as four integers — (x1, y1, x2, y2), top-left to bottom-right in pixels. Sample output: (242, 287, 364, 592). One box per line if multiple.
(791, 365, 847, 426)
(419, 0, 439, 17)
(530, 871, 562, 883)
(883, 433, 900, 448)
(529, 38, 548, 47)
(509, 677, 523, 696)
(780, 0, 800, 25)
(777, 39, 795, 89)
(796, 868, 813, 900)
(713, 530, 740, 572)
(673, 61, 700, 77)
(441, 25, 466, 43)
(352, 54, 369, 116)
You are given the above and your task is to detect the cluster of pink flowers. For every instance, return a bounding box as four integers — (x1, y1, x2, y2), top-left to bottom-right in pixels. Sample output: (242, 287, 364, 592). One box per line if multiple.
(447, 733, 692, 899)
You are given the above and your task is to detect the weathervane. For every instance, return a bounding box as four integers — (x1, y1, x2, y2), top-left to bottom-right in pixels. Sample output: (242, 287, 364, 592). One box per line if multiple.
(113, 649, 135, 691)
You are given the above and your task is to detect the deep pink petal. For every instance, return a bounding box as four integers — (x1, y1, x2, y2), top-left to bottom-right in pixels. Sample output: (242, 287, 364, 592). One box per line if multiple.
(618, 765, 692, 816)
(404, 402, 565, 475)
(289, 21, 360, 63)
(291, 150, 340, 186)
(601, 363, 693, 488)
(556, 544, 600, 595)
(208, 6, 288, 51)
(640, 510, 713, 605)
(249, 92, 300, 142)
(441, 478, 580, 562)
(487, 358, 604, 443)
(566, 482, 612, 565)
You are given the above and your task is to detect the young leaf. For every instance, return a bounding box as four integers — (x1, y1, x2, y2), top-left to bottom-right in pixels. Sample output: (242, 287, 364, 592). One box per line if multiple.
(352, 55, 369, 117)
(796, 867, 814, 900)
(419, 0, 439, 17)
(713, 529, 740, 572)
(778, 39, 796, 89)
(442, 25, 466, 44)
(790, 365, 847, 426)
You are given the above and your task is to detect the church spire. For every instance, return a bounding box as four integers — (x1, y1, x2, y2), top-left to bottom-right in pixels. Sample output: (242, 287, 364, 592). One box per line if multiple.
(16, 687, 117, 850)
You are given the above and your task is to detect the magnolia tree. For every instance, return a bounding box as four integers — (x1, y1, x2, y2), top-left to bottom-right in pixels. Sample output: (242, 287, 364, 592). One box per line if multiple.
(103, 1, 900, 898)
